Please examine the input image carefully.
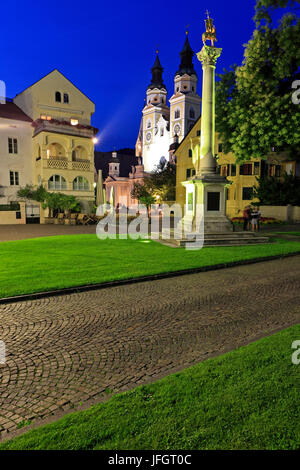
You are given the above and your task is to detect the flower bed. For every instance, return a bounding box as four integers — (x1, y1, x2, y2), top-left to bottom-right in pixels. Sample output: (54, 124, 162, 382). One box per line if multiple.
(231, 217, 282, 225)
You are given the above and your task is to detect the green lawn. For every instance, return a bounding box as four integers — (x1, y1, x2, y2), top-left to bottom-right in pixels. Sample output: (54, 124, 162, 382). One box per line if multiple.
(1, 235, 300, 298)
(1, 324, 299, 450)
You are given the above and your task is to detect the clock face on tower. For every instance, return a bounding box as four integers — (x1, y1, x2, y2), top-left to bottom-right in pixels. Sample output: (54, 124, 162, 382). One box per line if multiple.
(174, 123, 181, 136)
(146, 131, 152, 142)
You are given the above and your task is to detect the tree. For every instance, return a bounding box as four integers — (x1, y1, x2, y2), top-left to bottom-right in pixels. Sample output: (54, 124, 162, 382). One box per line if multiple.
(131, 183, 156, 216)
(254, 173, 300, 205)
(17, 184, 48, 203)
(216, 0, 300, 162)
(18, 185, 81, 217)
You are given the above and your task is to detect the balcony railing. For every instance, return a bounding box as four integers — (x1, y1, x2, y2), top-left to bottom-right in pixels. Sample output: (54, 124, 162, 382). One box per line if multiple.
(32, 119, 97, 139)
(43, 158, 91, 171)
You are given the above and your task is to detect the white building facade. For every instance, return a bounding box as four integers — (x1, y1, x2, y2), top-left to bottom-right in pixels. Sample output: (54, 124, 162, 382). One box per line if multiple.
(136, 35, 201, 173)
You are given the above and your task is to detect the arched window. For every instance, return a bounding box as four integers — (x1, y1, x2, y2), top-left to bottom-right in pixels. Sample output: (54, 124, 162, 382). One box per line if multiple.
(147, 120, 151, 129)
(48, 175, 67, 190)
(63, 93, 69, 103)
(55, 91, 61, 103)
(174, 109, 180, 119)
(189, 108, 195, 119)
(73, 176, 89, 191)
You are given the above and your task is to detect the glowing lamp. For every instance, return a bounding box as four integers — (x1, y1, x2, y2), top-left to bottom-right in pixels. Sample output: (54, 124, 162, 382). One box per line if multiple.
(71, 119, 78, 126)
(92, 137, 98, 144)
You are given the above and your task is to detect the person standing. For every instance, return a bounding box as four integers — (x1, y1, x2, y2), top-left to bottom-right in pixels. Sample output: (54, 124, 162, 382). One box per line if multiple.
(251, 207, 259, 232)
(257, 206, 261, 231)
(243, 206, 251, 231)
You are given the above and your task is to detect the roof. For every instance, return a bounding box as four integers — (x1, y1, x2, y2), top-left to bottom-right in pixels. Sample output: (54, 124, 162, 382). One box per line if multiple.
(175, 35, 197, 77)
(94, 149, 138, 180)
(148, 53, 167, 91)
(0, 99, 32, 122)
(15, 69, 95, 104)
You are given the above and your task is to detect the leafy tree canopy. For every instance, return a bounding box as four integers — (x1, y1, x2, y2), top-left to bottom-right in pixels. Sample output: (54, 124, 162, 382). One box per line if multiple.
(254, 173, 300, 204)
(216, 0, 300, 162)
(131, 161, 176, 205)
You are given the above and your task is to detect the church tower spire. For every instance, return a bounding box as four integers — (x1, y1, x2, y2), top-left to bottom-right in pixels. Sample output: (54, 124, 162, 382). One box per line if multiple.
(148, 51, 166, 90)
(140, 50, 170, 173)
(169, 31, 201, 142)
(175, 33, 197, 77)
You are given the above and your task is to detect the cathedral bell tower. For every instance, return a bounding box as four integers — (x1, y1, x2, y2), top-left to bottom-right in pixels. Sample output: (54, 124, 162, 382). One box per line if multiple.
(142, 51, 170, 172)
(169, 32, 201, 142)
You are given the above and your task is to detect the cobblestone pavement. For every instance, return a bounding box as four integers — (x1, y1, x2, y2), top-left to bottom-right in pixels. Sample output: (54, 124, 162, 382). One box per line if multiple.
(0, 224, 96, 242)
(0, 256, 300, 437)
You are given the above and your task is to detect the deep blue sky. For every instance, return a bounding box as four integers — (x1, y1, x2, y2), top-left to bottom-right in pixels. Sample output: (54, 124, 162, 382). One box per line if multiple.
(1, 0, 257, 151)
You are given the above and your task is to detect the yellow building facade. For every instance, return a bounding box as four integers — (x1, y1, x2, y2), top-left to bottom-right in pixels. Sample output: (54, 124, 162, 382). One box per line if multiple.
(175, 117, 298, 218)
(13, 69, 97, 217)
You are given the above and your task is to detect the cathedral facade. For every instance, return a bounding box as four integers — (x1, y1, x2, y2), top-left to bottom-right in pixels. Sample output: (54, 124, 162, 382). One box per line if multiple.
(135, 34, 201, 173)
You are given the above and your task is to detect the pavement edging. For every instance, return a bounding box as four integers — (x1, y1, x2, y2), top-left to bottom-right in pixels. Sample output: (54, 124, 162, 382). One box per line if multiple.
(1, 251, 300, 305)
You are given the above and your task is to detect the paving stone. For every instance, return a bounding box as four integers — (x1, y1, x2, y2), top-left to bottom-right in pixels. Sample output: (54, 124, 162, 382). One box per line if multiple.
(0, 256, 299, 435)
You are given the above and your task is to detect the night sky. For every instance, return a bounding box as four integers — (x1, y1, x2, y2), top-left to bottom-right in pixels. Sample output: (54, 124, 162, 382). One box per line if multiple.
(1, 0, 258, 150)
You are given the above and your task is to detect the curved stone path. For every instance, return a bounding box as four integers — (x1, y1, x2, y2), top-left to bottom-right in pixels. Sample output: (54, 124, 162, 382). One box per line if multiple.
(0, 256, 300, 437)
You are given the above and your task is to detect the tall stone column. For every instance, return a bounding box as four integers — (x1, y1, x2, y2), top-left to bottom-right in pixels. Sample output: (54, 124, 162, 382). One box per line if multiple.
(196, 45, 222, 176)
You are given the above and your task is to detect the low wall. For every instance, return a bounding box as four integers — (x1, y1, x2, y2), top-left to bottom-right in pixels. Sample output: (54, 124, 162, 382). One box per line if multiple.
(0, 202, 26, 225)
(260, 205, 300, 222)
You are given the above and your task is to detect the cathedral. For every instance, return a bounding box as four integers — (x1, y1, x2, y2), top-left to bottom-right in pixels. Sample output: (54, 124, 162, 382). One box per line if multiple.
(135, 33, 201, 172)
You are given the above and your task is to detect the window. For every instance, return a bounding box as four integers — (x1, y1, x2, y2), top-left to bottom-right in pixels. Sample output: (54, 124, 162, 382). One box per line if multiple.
(63, 93, 69, 103)
(174, 109, 180, 119)
(188, 149, 193, 158)
(240, 163, 253, 175)
(192, 86, 195, 92)
(231, 164, 236, 176)
(147, 120, 151, 129)
(189, 108, 195, 119)
(55, 91, 61, 102)
(8, 138, 18, 154)
(48, 175, 67, 190)
(221, 166, 228, 177)
(186, 168, 195, 179)
(254, 162, 260, 176)
(275, 165, 282, 177)
(73, 176, 89, 191)
(160, 128, 164, 137)
(176, 87, 180, 92)
(218, 143, 223, 153)
(242, 187, 254, 200)
(9, 171, 19, 186)
(196, 130, 201, 137)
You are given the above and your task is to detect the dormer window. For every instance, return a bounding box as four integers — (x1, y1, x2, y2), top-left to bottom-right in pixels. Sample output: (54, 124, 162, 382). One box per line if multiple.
(63, 93, 69, 103)
(55, 91, 61, 102)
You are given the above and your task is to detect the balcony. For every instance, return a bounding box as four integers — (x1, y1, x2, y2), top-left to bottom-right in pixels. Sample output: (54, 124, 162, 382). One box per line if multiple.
(32, 118, 98, 139)
(42, 158, 91, 172)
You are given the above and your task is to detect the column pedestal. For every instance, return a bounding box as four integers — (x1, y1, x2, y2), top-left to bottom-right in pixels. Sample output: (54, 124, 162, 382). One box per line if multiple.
(175, 176, 232, 239)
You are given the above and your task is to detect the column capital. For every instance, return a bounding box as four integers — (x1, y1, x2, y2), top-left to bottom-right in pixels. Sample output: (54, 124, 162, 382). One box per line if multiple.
(197, 45, 222, 67)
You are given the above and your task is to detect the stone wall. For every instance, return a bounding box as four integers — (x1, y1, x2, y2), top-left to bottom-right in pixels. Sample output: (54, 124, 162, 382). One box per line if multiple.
(260, 205, 300, 222)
